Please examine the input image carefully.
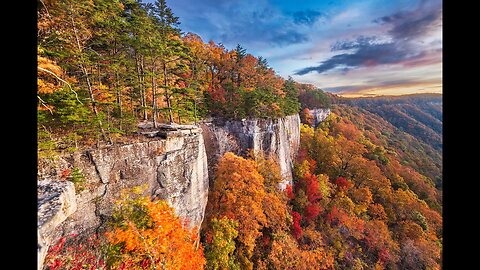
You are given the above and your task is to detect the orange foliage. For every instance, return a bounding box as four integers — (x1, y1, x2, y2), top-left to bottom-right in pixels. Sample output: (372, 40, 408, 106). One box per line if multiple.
(38, 55, 67, 94)
(334, 121, 361, 141)
(106, 198, 205, 270)
(267, 233, 334, 270)
(206, 152, 267, 256)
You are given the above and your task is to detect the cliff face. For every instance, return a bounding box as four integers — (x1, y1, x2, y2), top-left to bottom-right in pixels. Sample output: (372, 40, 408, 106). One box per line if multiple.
(309, 108, 331, 127)
(201, 114, 300, 189)
(37, 115, 301, 269)
(37, 126, 208, 270)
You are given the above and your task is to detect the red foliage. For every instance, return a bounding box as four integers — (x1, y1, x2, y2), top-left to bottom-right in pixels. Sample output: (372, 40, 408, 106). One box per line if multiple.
(180, 72, 190, 79)
(207, 84, 226, 103)
(326, 206, 340, 225)
(285, 184, 295, 200)
(378, 247, 391, 264)
(304, 203, 322, 223)
(304, 173, 322, 203)
(44, 234, 105, 270)
(291, 211, 303, 240)
(61, 169, 72, 180)
(297, 149, 317, 174)
(262, 235, 271, 247)
(335, 177, 352, 192)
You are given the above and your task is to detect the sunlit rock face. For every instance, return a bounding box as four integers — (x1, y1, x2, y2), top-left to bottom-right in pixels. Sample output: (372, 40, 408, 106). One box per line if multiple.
(37, 125, 209, 269)
(309, 108, 331, 127)
(201, 114, 300, 189)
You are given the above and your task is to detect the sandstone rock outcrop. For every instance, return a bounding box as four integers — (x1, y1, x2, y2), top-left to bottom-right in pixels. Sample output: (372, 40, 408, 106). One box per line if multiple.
(201, 114, 300, 189)
(37, 180, 77, 270)
(37, 115, 303, 269)
(309, 108, 331, 127)
(37, 125, 208, 269)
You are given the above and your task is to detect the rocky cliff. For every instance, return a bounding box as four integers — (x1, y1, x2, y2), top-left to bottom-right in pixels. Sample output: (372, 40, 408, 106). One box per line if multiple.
(201, 114, 300, 189)
(309, 108, 331, 127)
(37, 125, 209, 270)
(37, 115, 302, 269)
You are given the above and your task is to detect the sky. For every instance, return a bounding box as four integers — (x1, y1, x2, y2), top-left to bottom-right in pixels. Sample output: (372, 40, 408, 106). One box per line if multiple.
(147, 0, 442, 97)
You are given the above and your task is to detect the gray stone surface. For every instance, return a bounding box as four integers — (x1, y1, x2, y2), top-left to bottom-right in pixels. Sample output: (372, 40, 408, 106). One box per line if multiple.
(201, 114, 300, 189)
(37, 127, 209, 269)
(37, 180, 77, 270)
(309, 108, 331, 127)
(36, 116, 302, 269)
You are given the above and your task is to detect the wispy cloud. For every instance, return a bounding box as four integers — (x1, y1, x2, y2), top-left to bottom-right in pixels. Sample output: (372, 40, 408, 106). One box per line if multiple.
(295, 0, 442, 76)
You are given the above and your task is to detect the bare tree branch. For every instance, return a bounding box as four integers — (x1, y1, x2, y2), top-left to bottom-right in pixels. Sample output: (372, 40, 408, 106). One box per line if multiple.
(38, 0, 50, 17)
(38, 66, 83, 105)
(37, 95, 53, 115)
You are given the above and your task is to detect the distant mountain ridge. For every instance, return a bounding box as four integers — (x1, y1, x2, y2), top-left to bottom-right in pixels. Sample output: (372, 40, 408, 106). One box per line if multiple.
(338, 94, 442, 152)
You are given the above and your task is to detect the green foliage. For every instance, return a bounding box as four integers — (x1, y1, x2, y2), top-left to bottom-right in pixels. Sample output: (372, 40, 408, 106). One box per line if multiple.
(69, 167, 86, 192)
(38, 128, 59, 160)
(298, 87, 331, 109)
(205, 217, 240, 270)
(110, 191, 153, 230)
(39, 89, 92, 127)
(412, 211, 428, 231)
(243, 86, 282, 118)
(282, 78, 301, 116)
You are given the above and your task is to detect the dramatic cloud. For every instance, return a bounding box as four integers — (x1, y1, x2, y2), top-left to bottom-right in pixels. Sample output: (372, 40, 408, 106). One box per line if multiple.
(295, 0, 441, 77)
(295, 36, 419, 75)
(375, 0, 442, 40)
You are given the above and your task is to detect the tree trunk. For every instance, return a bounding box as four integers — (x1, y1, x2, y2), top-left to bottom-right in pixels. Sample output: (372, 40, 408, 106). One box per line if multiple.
(194, 99, 197, 125)
(140, 57, 148, 120)
(163, 62, 174, 123)
(151, 64, 158, 128)
(135, 53, 147, 120)
(69, 9, 107, 142)
(115, 71, 122, 130)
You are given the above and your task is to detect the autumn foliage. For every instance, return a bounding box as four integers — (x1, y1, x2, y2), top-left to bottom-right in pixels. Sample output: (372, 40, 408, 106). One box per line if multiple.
(106, 196, 205, 270)
(286, 106, 442, 269)
(204, 152, 333, 269)
(44, 234, 106, 270)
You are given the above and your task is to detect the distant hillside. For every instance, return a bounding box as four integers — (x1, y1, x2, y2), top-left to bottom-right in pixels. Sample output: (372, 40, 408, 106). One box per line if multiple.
(337, 94, 442, 152)
(332, 105, 442, 189)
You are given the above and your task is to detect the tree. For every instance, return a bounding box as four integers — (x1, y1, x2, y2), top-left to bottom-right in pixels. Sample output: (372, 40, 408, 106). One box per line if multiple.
(291, 211, 303, 240)
(300, 108, 314, 126)
(282, 77, 301, 116)
(206, 152, 267, 269)
(106, 195, 205, 269)
(205, 217, 240, 270)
